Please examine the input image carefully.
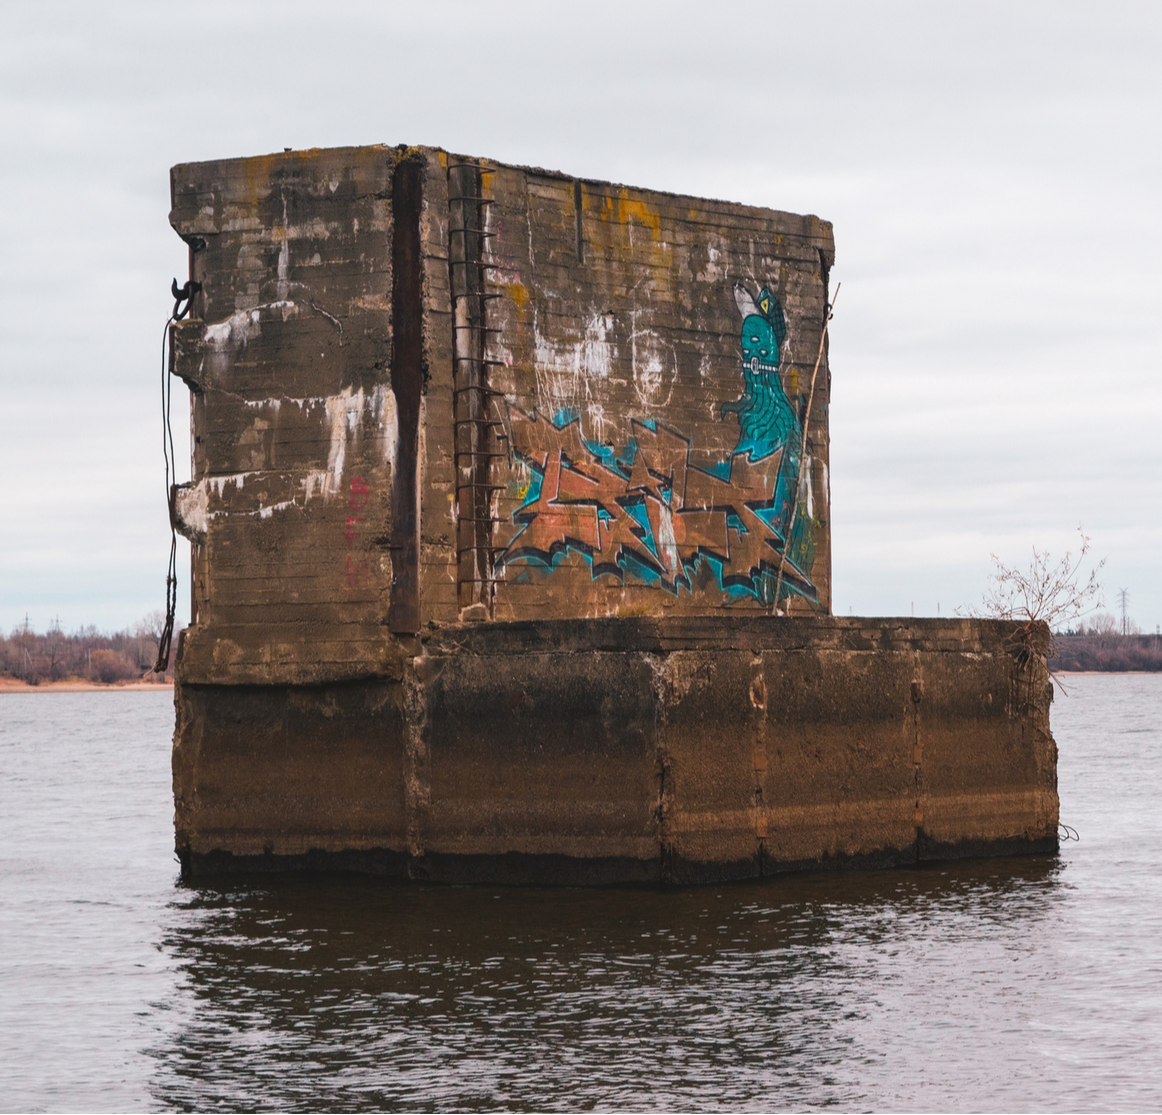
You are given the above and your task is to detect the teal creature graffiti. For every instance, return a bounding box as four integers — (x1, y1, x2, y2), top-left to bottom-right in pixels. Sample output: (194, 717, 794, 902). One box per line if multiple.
(495, 281, 818, 605)
(722, 283, 799, 509)
(721, 282, 814, 592)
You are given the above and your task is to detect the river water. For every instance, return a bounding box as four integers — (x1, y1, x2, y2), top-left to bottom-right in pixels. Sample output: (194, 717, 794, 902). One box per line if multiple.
(1, 676, 1160, 1112)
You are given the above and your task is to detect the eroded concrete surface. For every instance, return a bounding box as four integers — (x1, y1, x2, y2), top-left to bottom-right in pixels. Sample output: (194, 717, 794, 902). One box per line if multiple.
(168, 146, 1056, 882)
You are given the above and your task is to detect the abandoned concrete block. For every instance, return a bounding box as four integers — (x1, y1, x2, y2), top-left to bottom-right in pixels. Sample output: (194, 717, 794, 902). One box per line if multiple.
(167, 145, 1057, 883)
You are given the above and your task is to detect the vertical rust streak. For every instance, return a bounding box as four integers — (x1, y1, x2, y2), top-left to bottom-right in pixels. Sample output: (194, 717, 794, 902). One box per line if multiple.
(573, 179, 584, 263)
(389, 158, 424, 635)
(911, 675, 924, 861)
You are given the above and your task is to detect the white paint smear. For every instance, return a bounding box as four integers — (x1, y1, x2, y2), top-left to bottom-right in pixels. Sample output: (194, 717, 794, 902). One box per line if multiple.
(533, 310, 616, 403)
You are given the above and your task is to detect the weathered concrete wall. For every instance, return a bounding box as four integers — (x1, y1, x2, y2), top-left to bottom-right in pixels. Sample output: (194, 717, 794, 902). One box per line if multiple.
(478, 163, 834, 619)
(169, 147, 400, 683)
(166, 145, 1056, 884)
(173, 617, 1058, 883)
(170, 145, 834, 651)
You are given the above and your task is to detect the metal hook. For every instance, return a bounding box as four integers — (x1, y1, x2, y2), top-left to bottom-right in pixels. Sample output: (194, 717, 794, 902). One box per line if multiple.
(171, 278, 202, 321)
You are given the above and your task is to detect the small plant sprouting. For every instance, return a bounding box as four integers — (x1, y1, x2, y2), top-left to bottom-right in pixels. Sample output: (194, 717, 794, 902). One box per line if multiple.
(974, 527, 1105, 629)
(964, 527, 1105, 689)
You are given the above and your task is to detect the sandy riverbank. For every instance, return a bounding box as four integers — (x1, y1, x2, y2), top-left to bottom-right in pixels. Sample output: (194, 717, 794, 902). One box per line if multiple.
(0, 678, 173, 693)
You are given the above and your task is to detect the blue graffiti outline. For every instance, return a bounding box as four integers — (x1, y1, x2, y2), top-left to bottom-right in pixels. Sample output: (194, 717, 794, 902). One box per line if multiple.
(499, 283, 818, 604)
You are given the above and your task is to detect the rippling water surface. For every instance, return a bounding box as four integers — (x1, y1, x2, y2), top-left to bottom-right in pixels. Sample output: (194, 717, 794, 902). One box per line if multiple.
(2, 677, 1162, 1111)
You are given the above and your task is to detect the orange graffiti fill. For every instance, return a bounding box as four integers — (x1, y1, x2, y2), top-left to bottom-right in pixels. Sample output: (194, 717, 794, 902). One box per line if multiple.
(499, 408, 812, 596)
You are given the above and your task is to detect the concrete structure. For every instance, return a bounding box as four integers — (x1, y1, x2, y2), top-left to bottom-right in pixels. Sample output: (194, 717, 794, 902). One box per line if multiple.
(168, 145, 1058, 882)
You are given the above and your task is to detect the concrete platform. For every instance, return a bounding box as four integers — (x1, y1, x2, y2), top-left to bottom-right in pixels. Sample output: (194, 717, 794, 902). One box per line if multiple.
(174, 616, 1058, 883)
(165, 145, 1057, 883)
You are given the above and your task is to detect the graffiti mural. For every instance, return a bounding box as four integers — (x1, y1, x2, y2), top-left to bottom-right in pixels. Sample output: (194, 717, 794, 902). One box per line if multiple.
(495, 283, 818, 605)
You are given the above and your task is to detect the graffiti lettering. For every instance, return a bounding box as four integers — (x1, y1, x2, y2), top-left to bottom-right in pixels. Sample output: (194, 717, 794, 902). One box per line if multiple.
(495, 283, 818, 605)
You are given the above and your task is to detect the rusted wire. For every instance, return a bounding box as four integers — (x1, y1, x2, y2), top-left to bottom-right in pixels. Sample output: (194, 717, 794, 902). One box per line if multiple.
(154, 314, 178, 673)
(773, 283, 840, 613)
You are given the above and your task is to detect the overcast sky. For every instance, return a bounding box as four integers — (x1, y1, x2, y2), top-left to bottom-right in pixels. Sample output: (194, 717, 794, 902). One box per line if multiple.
(1, 0, 1159, 633)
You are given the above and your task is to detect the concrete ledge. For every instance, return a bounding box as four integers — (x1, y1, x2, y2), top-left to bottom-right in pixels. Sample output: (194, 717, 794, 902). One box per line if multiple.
(174, 616, 1058, 884)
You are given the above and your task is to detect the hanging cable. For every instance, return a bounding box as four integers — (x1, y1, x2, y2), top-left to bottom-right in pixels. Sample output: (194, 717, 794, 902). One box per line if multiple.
(153, 279, 198, 673)
(153, 310, 179, 673)
(154, 283, 202, 673)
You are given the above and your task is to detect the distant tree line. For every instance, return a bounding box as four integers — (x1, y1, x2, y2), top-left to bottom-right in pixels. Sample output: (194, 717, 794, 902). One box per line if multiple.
(1051, 612, 1162, 672)
(0, 613, 176, 684)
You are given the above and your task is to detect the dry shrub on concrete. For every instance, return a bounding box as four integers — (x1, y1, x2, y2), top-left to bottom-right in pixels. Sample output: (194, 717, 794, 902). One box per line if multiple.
(977, 527, 1105, 629)
(967, 528, 1105, 685)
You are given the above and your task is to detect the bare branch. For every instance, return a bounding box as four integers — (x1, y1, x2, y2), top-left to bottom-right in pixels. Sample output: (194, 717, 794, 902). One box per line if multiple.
(972, 526, 1105, 631)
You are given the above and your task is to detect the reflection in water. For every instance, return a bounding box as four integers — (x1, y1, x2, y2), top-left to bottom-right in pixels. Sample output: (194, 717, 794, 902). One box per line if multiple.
(4, 680, 1162, 1112)
(154, 860, 1062, 1111)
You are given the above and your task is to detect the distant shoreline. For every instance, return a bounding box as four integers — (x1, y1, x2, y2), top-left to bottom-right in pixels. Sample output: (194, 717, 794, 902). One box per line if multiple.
(1052, 669, 1162, 676)
(0, 678, 173, 693)
(3, 672, 1157, 690)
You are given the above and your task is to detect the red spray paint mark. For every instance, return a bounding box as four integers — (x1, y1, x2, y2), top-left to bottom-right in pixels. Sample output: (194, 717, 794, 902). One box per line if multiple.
(345, 477, 370, 590)
(349, 477, 369, 510)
